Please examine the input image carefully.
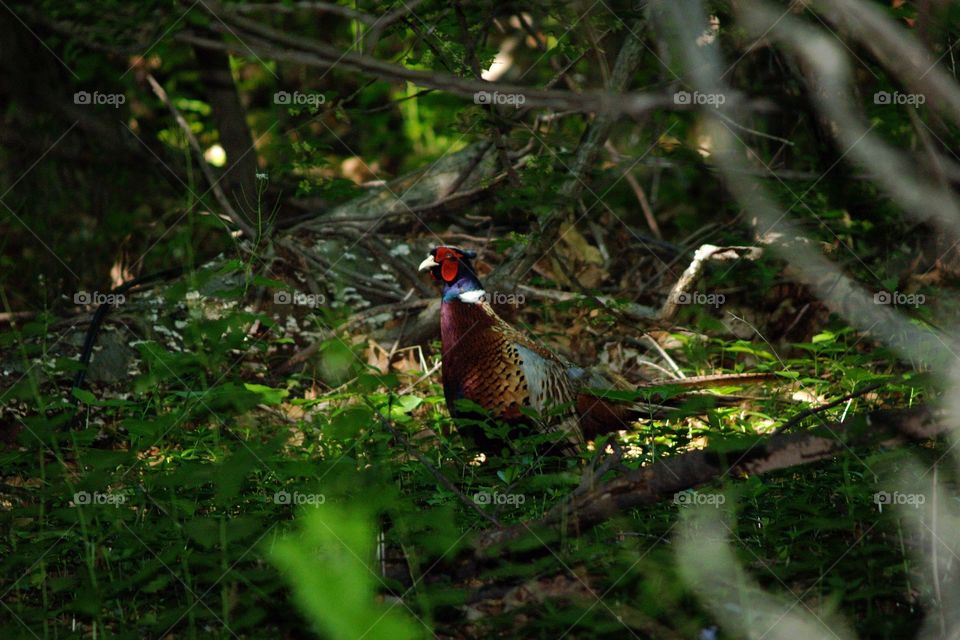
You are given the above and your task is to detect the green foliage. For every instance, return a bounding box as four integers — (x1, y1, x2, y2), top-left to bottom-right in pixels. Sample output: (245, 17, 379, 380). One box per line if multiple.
(0, 262, 935, 637)
(1, 0, 956, 637)
(270, 505, 424, 640)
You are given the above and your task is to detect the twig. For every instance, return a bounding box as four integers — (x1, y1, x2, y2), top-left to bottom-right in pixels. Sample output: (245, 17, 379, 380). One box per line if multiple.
(605, 140, 662, 239)
(366, 0, 424, 51)
(499, 19, 650, 284)
(773, 381, 884, 434)
(357, 235, 435, 298)
(637, 372, 775, 389)
(298, 170, 509, 230)
(708, 4, 958, 369)
(275, 334, 329, 374)
(515, 284, 658, 322)
(441, 141, 494, 199)
(643, 335, 683, 379)
(809, 0, 960, 130)
(398, 361, 442, 395)
(712, 109, 795, 146)
(232, 1, 380, 24)
(276, 299, 431, 374)
(453, 2, 521, 187)
(275, 238, 405, 300)
(659, 244, 763, 322)
(741, 4, 960, 243)
(573, 436, 626, 498)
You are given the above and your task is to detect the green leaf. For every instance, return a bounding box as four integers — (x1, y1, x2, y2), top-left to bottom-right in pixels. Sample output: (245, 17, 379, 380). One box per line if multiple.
(384, 395, 422, 418)
(183, 518, 219, 549)
(253, 276, 288, 289)
(330, 406, 373, 440)
(243, 382, 289, 405)
(71, 387, 96, 404)
(321, 340, 358, 385)
(141, 574, 173, 593)
(216, 447, 258, 504)
(269, 505, 424, 640)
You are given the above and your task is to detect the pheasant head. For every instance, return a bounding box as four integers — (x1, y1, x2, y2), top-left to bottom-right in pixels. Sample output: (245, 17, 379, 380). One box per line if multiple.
(417, 246, 484, 303)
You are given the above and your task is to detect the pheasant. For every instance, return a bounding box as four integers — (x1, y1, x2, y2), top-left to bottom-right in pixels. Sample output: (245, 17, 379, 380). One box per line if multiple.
(418, 245, 770, 454)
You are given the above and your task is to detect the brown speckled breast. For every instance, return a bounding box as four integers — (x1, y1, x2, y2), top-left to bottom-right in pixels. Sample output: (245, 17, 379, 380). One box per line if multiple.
(440, 299, 531, 420)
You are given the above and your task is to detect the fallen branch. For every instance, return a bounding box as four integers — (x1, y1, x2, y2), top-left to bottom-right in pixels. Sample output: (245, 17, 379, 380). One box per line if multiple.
(660, 244, 763, 322)
(605, 139, 662, 239)
(298, 171, 509, 229)
(474, 404, 948, 552)
(516, 284, 658, 322)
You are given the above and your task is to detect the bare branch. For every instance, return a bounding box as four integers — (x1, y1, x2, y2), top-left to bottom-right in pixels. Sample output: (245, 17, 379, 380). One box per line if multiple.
(176, 4, 675, 118)
(647, 0, 958, 372)
(660, 244, 762, 322)
(740, 3, 960, 239)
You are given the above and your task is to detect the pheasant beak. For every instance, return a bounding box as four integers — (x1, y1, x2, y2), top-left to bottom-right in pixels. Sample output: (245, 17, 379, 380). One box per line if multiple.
(418, 255, 440, 272)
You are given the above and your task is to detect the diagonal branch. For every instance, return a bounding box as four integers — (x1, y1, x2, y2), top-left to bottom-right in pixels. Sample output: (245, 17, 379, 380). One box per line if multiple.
(144, 73, 257, 239)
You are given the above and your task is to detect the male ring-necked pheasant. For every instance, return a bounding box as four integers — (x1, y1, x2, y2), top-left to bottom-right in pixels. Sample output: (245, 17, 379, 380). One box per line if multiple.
(419, 245, 769, 454)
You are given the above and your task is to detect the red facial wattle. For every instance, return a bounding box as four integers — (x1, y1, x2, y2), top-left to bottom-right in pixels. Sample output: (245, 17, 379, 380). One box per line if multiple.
(440, 258, 459, 282)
